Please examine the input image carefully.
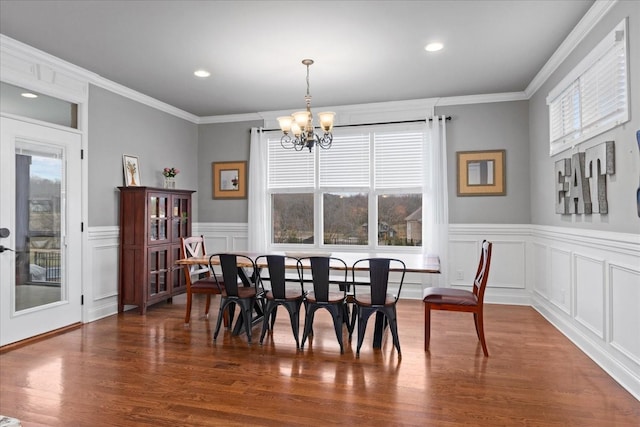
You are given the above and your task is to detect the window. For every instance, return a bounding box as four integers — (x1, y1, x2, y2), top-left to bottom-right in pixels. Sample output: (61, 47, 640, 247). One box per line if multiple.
(547, 18, 629, 156)
(266, 123, 426, 250)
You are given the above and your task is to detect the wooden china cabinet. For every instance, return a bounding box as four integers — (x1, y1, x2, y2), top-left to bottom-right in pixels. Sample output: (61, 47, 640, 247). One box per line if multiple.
(118, 186, 195, 314)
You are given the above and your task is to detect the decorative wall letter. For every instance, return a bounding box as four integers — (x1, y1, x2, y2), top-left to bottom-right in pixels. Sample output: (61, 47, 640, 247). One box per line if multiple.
(555, 140, 615, 216)
(585, 141, 615, 213)
(569, 152, 592, 214)
(555, 158, 571, 214)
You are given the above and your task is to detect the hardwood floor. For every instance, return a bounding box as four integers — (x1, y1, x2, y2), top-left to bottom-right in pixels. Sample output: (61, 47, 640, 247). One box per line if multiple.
(1, 295, 638, 426)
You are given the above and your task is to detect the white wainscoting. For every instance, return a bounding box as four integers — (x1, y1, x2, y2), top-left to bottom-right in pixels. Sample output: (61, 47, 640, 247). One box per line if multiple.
(85, 222, 639, 399)
(83, 226, 120, 322)
(530, 226, 640, 401)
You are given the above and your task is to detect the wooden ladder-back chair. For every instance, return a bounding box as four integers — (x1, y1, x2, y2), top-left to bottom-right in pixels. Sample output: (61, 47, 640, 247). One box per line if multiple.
(179, 235, 224, 325)
(423, 240, 493, 356)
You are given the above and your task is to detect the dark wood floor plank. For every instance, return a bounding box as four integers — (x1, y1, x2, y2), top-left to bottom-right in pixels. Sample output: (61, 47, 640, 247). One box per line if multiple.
(1, 296, 638, 426)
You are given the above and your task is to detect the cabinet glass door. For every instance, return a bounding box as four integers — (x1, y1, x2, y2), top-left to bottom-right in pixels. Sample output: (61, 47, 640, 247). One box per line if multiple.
(148, 247, 169, 297)
(171, 195, 190, 241)
(149, 194, 169, 243)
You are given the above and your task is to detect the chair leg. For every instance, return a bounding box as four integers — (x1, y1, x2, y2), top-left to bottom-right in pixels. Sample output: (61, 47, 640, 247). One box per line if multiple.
(424, 303, 431, 351)
(184, 292, 193, 325)
(328, 305, 345, 354)
(301, 305, 317, 349)
(475, 311, 489, 357)
(349, 304, 358, 342)
(386, 307, 401, 356)
(270, 306, 277, 330)
(356, 307, 374, 358)
(213, 299, 229, 341)
(259, 301, 276, 345)
(204, 295, 211, 319)
(285, 302, 301, 349)
(239, 299, 254, 344)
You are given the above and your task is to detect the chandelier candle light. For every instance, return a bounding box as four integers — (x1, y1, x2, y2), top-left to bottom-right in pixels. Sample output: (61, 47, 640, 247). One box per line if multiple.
(277, 59, 335, 152)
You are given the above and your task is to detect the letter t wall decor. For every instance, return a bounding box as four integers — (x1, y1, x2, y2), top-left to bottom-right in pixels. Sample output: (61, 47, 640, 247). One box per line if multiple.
(555, 141, 614, 215)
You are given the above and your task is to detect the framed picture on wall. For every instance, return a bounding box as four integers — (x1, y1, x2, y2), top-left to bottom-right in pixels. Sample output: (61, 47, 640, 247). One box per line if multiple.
(123, 154, 141, 187)
(212, 161, 247, 199)
(457, 149, 506, 196)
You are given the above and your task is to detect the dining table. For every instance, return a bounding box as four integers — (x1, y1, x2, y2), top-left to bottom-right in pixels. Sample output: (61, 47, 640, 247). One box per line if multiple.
(176, 251, 440, 348)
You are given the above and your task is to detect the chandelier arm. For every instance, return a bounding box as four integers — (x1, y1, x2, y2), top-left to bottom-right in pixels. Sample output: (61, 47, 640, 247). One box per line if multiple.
(280, 134, 295, 149)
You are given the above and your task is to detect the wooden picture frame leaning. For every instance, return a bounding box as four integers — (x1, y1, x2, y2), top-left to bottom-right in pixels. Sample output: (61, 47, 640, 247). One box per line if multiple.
(457, 149, 505, 196)
(123, 154, 141, 187)
(212, 161, 247, 199)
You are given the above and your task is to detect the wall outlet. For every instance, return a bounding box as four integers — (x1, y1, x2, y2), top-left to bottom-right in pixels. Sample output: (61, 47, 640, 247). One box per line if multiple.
(456, 270, 464, 280)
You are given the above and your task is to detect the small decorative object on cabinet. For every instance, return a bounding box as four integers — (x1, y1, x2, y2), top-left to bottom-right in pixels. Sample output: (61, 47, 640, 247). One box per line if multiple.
(118, 186, 195, 314)
(162, 167, 179, 189)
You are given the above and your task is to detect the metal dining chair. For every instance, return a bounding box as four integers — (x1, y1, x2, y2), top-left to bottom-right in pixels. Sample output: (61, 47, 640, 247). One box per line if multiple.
(350, 257, 406, 357)
(209, 253, 264, 344)
(298, 256, 349, 353)
(256, 255, 305, 348)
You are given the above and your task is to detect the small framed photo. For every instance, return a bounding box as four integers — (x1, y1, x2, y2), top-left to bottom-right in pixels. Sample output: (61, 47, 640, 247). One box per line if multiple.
(123, 154, 141, 187)
(212, 161, 247, 199)
(457, 149, 505, 196)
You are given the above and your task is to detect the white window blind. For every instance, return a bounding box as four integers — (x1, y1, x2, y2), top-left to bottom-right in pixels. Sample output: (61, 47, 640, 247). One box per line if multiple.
(547, 18, 628, 156)
(319, 133, 370, 187)
(267, 136, 315, 189)
(374, 131, 424, 189)
(549, 81, 580, 144)
(580, 38, 627, 133)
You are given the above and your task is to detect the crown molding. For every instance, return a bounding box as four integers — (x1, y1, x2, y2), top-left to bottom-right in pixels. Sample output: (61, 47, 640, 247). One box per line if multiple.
(93, 77, 200, 123)
(1, 34, 199, 123)
(524, 0, 618, 98)
(435, 92, 528, 106)
(198, 113, 264, 124)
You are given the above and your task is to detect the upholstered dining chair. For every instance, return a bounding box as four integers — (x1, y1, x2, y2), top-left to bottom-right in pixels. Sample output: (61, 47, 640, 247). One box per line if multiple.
(179, 235, 225, 326)
(256, 255, 305, 348)
(423, 240, 493, 356)
(210, 253, 263, 344)
(350, 258, 406, 357)
(298, 256, 349, 353)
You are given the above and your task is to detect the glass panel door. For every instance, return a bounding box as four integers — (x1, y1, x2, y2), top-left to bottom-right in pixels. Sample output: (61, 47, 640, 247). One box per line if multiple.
(15, 148, 63, 310)
(0, 117, 82, 346)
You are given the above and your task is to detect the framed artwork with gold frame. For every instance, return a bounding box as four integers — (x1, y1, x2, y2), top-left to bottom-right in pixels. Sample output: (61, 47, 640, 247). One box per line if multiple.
(212, 161, 247, 199)
(457, 150, 505, 196)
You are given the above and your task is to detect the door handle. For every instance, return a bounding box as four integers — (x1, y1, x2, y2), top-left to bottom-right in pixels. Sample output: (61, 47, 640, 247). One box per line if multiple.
(0, 245, 14, 253)
(0, 228, 9, 238)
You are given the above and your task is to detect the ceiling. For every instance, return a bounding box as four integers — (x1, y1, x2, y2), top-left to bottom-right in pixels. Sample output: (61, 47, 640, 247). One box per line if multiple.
(0, 0, 595, 118)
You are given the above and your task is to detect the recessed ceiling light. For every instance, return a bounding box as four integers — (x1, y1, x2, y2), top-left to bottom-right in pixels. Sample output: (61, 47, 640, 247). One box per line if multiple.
(425, 42, 444, 52)
(194, 69, 211, 78)
(21, 92, 38, 98)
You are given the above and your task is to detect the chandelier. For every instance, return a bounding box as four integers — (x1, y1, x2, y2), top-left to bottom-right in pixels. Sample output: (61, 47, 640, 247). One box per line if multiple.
(277, 59, 335, 152)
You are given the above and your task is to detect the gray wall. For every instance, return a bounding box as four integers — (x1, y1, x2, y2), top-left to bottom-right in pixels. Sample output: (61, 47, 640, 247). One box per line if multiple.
(88, 85, 199, 226)
(197, 120, 262, 223)
(438, 101, 531, 224)
(195, 102, 532, 226)
(529, 1, 640, 234)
